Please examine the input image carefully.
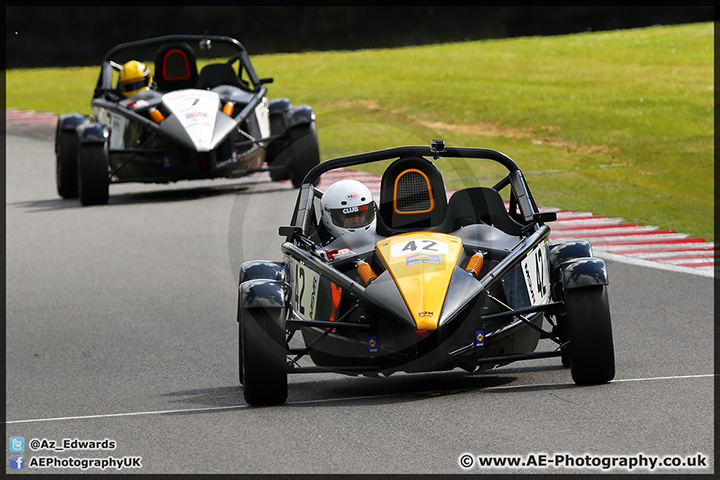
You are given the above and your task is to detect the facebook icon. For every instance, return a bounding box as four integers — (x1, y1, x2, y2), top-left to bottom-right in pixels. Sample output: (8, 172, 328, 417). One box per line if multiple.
(10, 454, 25, 470)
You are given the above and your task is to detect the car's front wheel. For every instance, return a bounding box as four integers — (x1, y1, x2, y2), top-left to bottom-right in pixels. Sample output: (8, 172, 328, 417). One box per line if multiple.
(56, 129, 80, 199)
(564, 285, 615, 385)
(78, 142, 109, 206)
(56, 116, 90, 198)
(268, 121, 320, 188)
(239, 304, 288, 406)
(286, 122, 320, 188)
(237, 321, 244, 385)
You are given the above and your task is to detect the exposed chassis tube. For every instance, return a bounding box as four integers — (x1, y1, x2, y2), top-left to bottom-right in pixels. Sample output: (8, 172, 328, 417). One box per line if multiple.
(281, 226, 552, 326)
(281, 225, 564, 375)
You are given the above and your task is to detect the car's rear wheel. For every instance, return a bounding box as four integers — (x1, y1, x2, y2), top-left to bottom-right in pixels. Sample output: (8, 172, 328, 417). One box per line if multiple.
(56, 129, 81, 199)
(240, 305, 288, 406)
(78, 142, 110, 206)
(564, 285, 615, 384)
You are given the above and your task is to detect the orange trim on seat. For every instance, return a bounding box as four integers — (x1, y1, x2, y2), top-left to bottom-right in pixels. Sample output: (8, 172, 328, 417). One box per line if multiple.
(393, 168, 435, 214)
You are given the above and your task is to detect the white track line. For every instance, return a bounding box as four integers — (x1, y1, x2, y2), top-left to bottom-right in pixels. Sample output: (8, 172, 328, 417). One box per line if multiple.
(5, 373, 715, 424)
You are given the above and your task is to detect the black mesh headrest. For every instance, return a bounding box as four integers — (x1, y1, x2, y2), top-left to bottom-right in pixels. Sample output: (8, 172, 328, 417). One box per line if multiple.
(378, 156, 447, 234)
(154, 42, 198, 91)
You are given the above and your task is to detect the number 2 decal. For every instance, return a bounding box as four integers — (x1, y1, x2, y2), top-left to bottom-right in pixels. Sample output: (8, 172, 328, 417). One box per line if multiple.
(296, 267, 306, 315)
(294, 261, 320, 320)
(521, 242, 550, 305)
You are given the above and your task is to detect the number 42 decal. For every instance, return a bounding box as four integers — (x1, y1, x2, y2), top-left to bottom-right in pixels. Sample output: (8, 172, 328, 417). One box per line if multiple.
(391, 239, 449, 257)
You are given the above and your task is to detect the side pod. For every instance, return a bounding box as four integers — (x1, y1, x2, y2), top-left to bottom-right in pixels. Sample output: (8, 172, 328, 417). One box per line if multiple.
(559, 257, 609, 290)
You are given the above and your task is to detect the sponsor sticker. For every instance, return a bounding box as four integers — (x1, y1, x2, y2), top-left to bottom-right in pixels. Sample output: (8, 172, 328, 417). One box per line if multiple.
(127, 99, 149, 110)
(367, 336, 378, 353)
(406, 253, 441, 265)
(342, 204, 369, 214)
(476, 330, 485, 347)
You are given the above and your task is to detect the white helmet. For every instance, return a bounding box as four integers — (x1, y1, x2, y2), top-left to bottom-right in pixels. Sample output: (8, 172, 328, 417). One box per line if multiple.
(321, 179, 376, 238)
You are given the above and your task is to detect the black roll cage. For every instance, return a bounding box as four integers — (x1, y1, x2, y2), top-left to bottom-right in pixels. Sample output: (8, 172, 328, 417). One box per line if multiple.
(287, 143, 556, 241)
(278, 142, 565, 374)
(93, 34, 271, 99)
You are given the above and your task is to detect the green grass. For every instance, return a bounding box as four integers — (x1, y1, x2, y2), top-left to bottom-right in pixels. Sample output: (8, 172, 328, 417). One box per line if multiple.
(6, 22, 714, 240)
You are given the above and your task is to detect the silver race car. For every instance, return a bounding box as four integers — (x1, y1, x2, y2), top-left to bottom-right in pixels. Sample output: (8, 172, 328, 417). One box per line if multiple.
(55, 34, 319, 205)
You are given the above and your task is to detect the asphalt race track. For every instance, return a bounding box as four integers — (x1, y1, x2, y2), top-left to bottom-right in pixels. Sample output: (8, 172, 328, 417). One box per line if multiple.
(5, 127, 715, 475)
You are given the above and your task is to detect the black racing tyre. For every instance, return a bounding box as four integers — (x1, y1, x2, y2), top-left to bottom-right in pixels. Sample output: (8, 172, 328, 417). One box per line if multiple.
(268, 122, 320, 187)
(237, 277, 244, 385)
(56, 128, 80, 199)
(238, 321, 244, 385)
(565, 285, 615, 385)
(286, 121, 320, 188)
(265, 114, 290, 180)
(78, 142, 110, 206)
(240, 305, 288, 406)
(267, 149, 291, 182)
(556, 314, 570, 368)
(561, 352, 570, 368)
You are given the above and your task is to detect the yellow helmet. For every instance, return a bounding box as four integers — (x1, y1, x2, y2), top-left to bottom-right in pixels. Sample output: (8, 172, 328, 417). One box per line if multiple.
(119, 60, 152, 98)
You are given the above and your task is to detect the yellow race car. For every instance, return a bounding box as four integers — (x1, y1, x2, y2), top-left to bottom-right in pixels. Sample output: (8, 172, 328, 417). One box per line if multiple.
(237, 140, 615, 406)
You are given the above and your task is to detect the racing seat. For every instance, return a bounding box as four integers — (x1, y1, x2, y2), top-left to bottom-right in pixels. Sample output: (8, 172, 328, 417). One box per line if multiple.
(442, 187, 523, 235)
(154, 42, 199, 92)
(196, 63, 247, 90)
(377, 156, 447, 236)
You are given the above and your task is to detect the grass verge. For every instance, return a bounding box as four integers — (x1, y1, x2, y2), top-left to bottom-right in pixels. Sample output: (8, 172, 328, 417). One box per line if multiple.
(6, 22, 714, 240)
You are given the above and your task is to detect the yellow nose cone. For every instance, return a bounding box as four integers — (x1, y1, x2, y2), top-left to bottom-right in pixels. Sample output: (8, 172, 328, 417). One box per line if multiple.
(376, 232, 463, 330)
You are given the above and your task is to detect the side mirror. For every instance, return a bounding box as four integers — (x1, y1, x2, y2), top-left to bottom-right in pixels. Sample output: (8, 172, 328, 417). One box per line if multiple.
(534, 211, 557, 224)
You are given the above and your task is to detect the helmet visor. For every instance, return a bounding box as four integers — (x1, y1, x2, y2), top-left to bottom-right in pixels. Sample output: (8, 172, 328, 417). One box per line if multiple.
(327, 203, 375, 229)
(121, 78, 150, 94)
